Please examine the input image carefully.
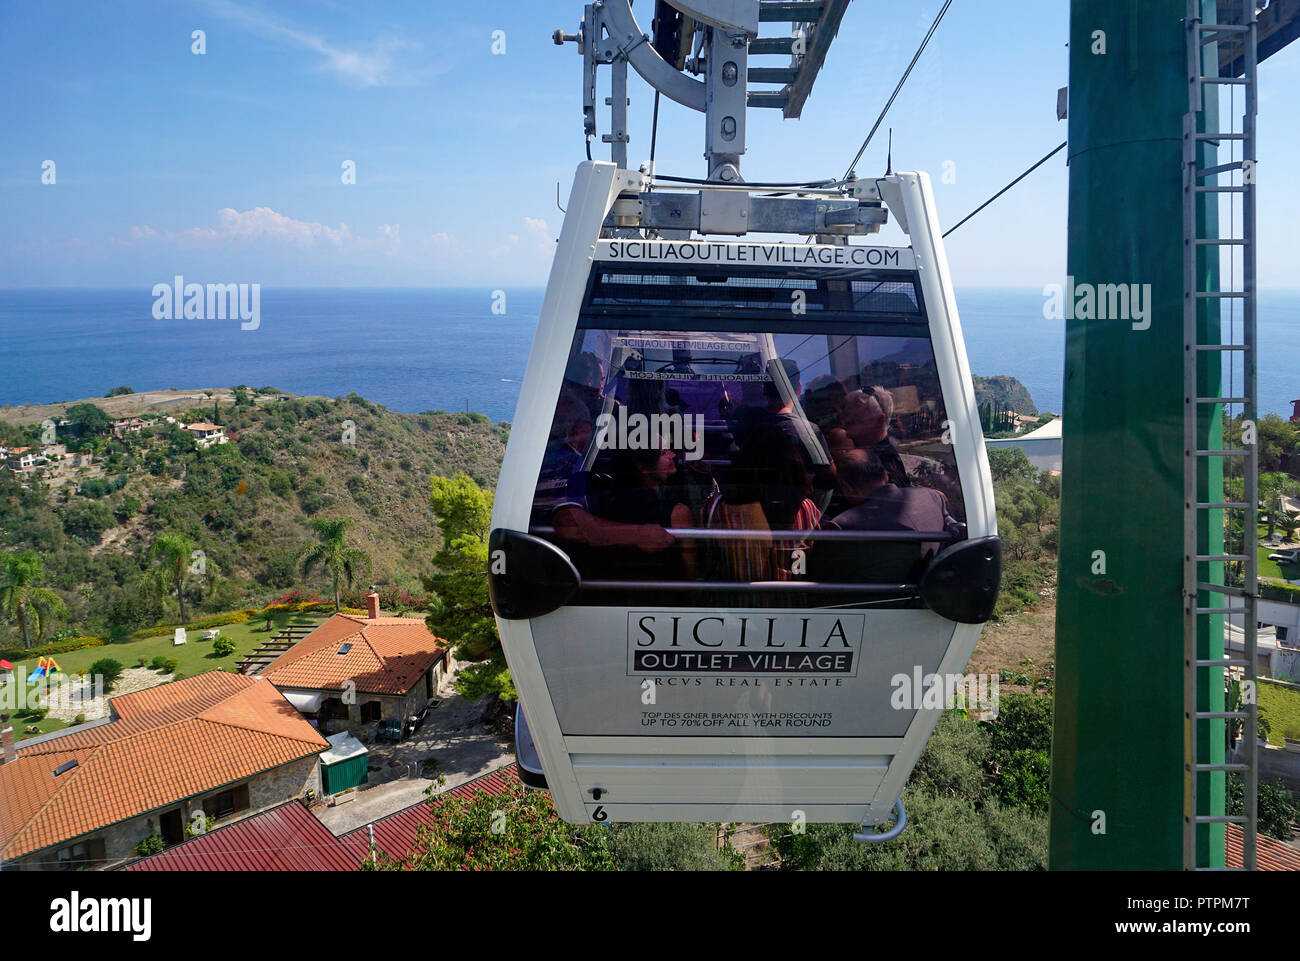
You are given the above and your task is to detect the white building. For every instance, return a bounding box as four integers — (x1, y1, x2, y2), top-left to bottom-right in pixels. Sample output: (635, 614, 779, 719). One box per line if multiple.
(984, 417, 1063, 473)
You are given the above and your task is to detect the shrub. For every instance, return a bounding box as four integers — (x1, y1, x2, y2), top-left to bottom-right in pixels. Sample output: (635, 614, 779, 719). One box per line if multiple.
(135, 835, 165, 856)
(0, 636, 106, 663)
(163, 658, 179, 674)
(73, 713, 87, 725)
(212, 636, 236, 657)
(89, 658, 124, 692)
(149, 655, 169, 671)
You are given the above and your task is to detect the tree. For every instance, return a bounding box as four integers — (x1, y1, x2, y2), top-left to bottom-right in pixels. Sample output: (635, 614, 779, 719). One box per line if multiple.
(422, 474, 511, 701)
(65, 402, 111, 433)
(104, 386, 134, 397)
(299, 518, 372, 611)
(139, 532, 218, 626)
(89, 658, 124, 693)
(367, 779, 615, 871)
(986, 446, 1039, 484)
(0, 550, 68, 649)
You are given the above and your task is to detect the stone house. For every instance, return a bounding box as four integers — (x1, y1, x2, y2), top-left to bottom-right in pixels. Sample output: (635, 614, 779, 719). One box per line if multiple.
(261, 593, 449, 740)
(0, 672, 328, 870)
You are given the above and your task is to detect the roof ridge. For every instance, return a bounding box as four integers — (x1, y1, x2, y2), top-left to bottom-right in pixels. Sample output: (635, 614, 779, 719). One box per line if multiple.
(194, 711, 328, 750)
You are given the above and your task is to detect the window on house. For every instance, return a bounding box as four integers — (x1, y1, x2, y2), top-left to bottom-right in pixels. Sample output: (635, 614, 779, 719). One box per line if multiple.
(360, 701, 382, 723)
(202, 783, 251, 821)
(56, 838, 105, 870)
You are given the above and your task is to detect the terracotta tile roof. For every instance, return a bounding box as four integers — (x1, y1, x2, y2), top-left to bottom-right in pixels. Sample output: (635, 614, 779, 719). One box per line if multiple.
(261, 613, 447, 696)
(0, 672, 328, 862)
(122, 800, 355, 872)
(1226, 824, 1300, 871)
(340, 764, 519, 863)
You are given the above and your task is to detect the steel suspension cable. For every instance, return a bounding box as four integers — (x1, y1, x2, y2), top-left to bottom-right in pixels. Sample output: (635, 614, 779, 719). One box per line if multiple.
(842, 0, 954, 181)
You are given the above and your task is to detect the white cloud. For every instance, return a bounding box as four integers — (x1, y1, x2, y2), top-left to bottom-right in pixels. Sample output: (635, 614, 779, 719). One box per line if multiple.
(129, 207, 360, 248)
(199, 0, 434, 87)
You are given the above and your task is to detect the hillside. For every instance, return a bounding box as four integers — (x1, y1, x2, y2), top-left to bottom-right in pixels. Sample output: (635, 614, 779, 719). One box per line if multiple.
(0, 388, 508, 644)
(973, 375, 1038, 416)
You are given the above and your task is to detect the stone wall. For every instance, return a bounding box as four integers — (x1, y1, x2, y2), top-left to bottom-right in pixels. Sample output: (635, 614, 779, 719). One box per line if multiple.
(10, 754, 322, 871)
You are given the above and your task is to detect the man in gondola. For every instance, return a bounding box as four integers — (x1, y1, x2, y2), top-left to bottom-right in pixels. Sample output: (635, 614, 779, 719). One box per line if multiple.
(813, 450, 962, 584)
(840, 386, 911, 488)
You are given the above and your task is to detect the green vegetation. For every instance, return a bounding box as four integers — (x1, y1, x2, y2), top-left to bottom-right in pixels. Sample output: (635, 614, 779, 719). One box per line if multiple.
(88, 658, 124, 692)
(972, 375, 1037, 416)
(139, 532, 219, 627)
(368, 777, 742, 871)
(104, 386, 135, 398)
(0, 394, 507, 646)
(6, 611, 326, 681)
(134, 835, 164, 856)
(1228, 775, 1300, 841)
(299, 518, 371, 611)
(1257, 680, 1300, 748)
(423, 474, 512, 702)
(0, 550, 68, 649)
(985, 448, 1060, 619)
(769, 696, 1052, 870)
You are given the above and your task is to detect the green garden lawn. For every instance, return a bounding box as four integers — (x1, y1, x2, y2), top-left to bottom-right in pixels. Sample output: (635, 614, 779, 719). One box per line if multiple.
(8, 611, 328, 683)
(1258, 679, 1300, 747)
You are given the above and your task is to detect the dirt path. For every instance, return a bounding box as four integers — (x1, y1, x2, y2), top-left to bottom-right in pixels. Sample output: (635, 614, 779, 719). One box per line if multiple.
(969, 599, 1057, 676)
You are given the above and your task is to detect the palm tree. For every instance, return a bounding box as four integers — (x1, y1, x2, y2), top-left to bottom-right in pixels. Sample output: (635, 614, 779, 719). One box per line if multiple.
(140, 532, 217, 626)
(0, 550, 68, 649)
(300, 518, 371, 611)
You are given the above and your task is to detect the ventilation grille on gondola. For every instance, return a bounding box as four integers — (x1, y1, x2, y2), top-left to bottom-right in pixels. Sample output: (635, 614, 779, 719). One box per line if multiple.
(586, 266, 922, 319)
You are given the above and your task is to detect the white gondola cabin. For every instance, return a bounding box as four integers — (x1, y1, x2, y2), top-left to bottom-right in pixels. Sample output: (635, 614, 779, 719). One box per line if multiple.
(489, 161, 999, 833)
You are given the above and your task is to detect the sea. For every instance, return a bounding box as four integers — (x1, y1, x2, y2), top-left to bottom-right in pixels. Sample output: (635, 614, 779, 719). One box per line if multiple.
(0, 287, 1296, 423)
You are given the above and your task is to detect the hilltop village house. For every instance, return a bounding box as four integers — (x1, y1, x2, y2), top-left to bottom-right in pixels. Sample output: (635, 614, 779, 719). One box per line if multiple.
(0, 673, 328, 871)
(184, 421, 228, 448)
(261, 593, 449, 739)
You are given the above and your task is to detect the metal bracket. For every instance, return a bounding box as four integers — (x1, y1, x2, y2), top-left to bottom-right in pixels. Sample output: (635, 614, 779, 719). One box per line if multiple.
(617, 190, 886, 236)
(853, 798, 907, 843)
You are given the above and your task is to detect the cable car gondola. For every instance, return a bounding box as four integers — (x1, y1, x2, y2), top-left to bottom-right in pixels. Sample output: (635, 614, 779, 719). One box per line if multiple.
(488, 2, 999, 837)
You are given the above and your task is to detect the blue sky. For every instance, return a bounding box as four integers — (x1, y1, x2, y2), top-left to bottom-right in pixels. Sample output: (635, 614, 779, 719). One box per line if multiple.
(2, 1, 1297, 288)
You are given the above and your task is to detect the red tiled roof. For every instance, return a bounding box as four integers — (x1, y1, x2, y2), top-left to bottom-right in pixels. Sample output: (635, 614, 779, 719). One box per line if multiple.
(121, 800, 354, 871)
(262, 612, 447, 696)
(0, 672, 328, 862)
(340, 764, 519, 863)
(1226, 824, 1300, 871)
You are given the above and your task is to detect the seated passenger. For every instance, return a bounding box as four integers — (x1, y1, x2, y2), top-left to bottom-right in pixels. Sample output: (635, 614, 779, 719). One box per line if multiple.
(552, 442, 692, 581)
(841, 386, 911, 487)
(813, 450, 963, 584)
(707, 426, 820, 582)
(719, 358, 835, 500)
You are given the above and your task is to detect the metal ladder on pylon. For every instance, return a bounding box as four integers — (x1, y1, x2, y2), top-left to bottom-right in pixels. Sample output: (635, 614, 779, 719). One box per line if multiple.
(1182, 0, 1259, 871)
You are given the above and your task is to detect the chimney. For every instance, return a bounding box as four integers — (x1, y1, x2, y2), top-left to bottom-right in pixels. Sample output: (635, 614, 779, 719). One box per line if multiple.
(365, 591, 380, 620)
(1, 714, 15, 765)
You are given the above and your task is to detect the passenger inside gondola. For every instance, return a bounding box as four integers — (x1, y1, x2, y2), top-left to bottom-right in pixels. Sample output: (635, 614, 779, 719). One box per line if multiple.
(533, 324, 969, 592)
(551, 441, 692, 581)
(813, 449, 964, 583)
(705, 426, 821, 582)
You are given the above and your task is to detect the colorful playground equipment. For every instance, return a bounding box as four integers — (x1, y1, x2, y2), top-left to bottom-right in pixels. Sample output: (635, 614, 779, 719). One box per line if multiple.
(28, 656, 61, 681)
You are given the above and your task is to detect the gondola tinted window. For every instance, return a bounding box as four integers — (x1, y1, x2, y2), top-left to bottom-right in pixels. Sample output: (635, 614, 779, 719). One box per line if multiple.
(532, 264, 967, 606)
